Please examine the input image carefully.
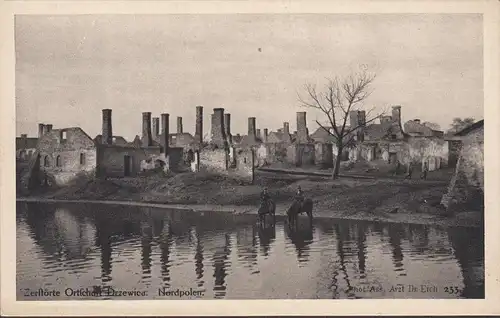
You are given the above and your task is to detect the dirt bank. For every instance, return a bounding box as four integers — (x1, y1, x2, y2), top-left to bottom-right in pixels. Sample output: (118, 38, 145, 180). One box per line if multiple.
(18, 169, 483, 228)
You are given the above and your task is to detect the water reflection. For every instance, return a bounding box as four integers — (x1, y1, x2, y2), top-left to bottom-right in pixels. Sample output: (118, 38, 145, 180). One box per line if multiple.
(388, 223, 406, 276)
(159, 220, 172, 287)
(257, 224, 276, 257)
(286, 225, 314, 264)
(17, 202, 485, 299)
(212, 233, 232, 299)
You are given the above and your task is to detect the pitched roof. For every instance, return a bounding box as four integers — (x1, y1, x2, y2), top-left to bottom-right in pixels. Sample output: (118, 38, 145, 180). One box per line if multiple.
(238, 134, 263, 147)
(266, 131, 293, 143)
(454, 119, 484, 136)
(310, 126, 353, 144)
(364, 122, 393, 140)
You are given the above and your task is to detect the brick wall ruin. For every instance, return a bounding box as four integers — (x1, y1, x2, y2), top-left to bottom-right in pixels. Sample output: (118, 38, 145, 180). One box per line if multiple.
(286, 143, 315, 166)
(314, 143, 333, 168)
(196, 148, 254, 183)
(37, 128, 98, 186)
(97, 145, 161, 177)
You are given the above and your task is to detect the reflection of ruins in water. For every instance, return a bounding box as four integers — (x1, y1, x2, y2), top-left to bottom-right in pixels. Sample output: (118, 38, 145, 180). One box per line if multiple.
(212, 233, 232, 299)
(193, 226, 205, 288)
(387, 223, 406, 277)
(448, 227, 485, 299)
(355, 222, 368, 278)
(235, 225, 259, 271)
(23, 204, 98, 275)
(140, 219, 153, 284)
(333, 223, 356, 298)
(159, 218, 173, 288)
(407, 224, 430, 255)
(17, 203, 485, 299)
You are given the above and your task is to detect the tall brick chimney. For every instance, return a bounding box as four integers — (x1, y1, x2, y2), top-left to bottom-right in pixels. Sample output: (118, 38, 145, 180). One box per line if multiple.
(392, 106, 402, 125)
(102, 109, 113, 145)
(357, 110, 366, 142)
(142, 112, 153, 147)
(38, 123, 45, 138)
(224, 113, 232, 144)
(195, 106, 203, 144)
(248, 117, 256, 136)
(349, 110, 359, 129)
(45, 124, 53, 133)
(263, 128, 268, 143)
(42, 124, 49, 135)
(177, 117, 183, 134)
(211, 108, 227, 148)
(296, 112, 308, 143)
(161, 113, 169, 155)
(283, 122, 290, 135)
(152, 117, 160, 139)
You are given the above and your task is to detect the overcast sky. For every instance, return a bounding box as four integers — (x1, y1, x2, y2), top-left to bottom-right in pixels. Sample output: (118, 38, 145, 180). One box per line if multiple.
(15, 14, 483, 140)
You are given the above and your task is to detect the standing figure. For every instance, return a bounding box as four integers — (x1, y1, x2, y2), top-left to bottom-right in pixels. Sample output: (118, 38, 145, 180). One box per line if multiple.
(421, 161, 429, 180)
(404, 163, 413, 180)
(393, 160, 401, 176)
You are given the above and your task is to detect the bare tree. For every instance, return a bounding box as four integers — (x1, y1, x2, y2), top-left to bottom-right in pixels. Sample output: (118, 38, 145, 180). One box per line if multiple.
(447, 117, 475, 134)
(297, 70, 384, 179)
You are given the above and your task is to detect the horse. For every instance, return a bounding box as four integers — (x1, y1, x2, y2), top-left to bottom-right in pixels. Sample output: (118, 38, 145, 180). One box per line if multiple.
(257, 199, 276, 226)
(286, 198, 313, 228)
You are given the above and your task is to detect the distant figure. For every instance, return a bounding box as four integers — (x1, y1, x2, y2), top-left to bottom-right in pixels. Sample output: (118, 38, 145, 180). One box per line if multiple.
(421, 161, 429, 180)
(260, 187, 271, 208)
(393, 160, 401, 176)
(404, 163, 413, 180)
(295, 186, 305, 203)
(258, 187, 276, 224)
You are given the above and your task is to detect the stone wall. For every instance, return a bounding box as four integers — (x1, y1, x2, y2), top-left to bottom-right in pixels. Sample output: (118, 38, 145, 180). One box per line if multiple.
(441, 126, 484, 212)
(256, 144, 268, 166)
(199, 148, 229, 173)
(96, 145, 161, 177)
(265, 143, 288, 163)
(314, 143, 333, 168)
(286, 143, 315, 166)
(196, 148, 254, 183)
(17, 148, 38, 161)
(37, 128, 98, 186)
(407, 137, 448, 170)
(139, 147, 183, 172)
(234, 149, 255, 183)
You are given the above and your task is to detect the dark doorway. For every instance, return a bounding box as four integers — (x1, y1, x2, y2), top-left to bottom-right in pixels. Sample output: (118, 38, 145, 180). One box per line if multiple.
(389, 152, 398, 164)
(124, 155, 132, 176)
(187, 149, 194, 163)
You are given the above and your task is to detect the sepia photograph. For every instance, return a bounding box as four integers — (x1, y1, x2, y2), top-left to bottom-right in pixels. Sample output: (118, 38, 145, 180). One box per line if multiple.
(2, 1, 499, 316)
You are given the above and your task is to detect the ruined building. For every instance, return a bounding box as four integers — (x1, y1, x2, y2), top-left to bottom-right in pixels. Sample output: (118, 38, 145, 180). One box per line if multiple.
(441, 120, 484, 212)
(16, 133, 39, 161)
(329, 106, 448, 170)
(28, 109, 178, 187)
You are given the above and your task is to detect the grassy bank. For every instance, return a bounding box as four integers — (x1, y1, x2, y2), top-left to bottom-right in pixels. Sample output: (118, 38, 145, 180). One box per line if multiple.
(18, 167, 483, 228)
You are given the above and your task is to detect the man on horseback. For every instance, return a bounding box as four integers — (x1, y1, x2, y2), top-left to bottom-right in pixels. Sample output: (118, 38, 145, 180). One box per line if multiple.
(295, 186, 304, 204)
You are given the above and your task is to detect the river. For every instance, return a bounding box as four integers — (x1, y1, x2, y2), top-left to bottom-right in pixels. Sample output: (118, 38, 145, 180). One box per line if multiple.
(16, 202, 484, 300)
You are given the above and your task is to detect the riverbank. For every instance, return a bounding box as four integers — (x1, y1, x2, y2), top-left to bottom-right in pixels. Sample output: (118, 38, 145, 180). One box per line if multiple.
(17, 169, 483, 228)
